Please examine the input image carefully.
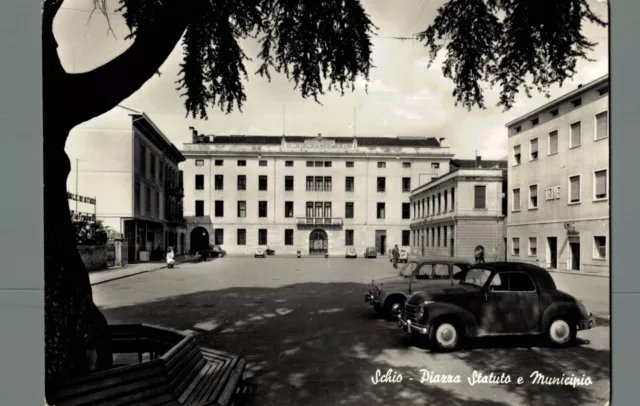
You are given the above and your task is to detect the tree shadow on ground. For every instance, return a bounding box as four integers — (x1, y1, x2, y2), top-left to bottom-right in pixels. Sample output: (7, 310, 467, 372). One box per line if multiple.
(100, 282, 610, 406)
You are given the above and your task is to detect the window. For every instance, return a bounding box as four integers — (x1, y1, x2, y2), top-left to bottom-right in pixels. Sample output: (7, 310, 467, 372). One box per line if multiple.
(140, 146, 147, 176)
(324, 161, 332, 167)
(402, 230, 410, 246)
(403, 162, 412, 168)
(195, 200, 204, 217)
(437, 193, 442, 213)
(437, 228, 441, 247)
(195, 174, 205, 190)
(214, 174, 224, 190)
(529, 185, 538, 209)
(154, 191, 159, 217)
(595, 111, 608, 140)
(550, 108, 559, 117)
(571, 98, 582, 108)
(306, 161, 313, 167)
(528, 237, 537, 256)
(214, 200, 224, 217)
(285, 176, 294, 191)
(512, 188, 521, 211)
(515, 126, 521, 133)
(237, 201, 246, 217)
(258, 201, 268, 217)
(402, 203, 411, 219)
(314, 202, 323, 217)
(305, 176, 313, 191)
(195, 159, 205, 166)
(451, 188, 455, 211)
(345, 176, 355, 192)
(284, 229, 294, 246)
(215, 159, 223, 166)
(548, 131, 558, 155)
(377, 177, 386, 192)
(513, 145, 521, 165)
(433, 264, 449, 279)
(285, 201, 294, 218)
(258, 229, 268, 245)
(377, 203, 385, 219)
(324, 177, 332, 192)
(237, 160, 246, 166)
(145, 187, 151, 213)
(489, 273, 509, 292)
(512, 238, 520, 255)
(444, 191, 448, 212)
(306, 202, 313, 218)
(214, 229, 224, 245)
(285, 161, 294, 167)
(314, 176, 323, 191)
(237, 229, 246, 245)
(345, 202, 354, 219)
(598, 86, 609, 96)
(569, 175, 581, 203)
(323, 202, 332, 218)
(346, 161, 355, 168)
(377, 162, 386, 168)
(159, 164, 163, 182)
(134, 182, 141, 211)
(345, 230, 354, 246)
(570, 122, 582, 148)
(237, 175, 246, 190)
(259, 160, 267, 167)
(443, 227, 448, 247)
(314, 161, 323, 167)
(531, 117, 539, 126)
(431, 229, 435, 247)
(259, 175, 268, 191)
(594, 236, 607, 260)
(431, 163, 440, 169)
(594, 169, 608, 200)
(509, 272, 536, 292)
(402, 177, 411, 192)
(474, 185, 486, 209)
(150, 155, 156, 180)
(530, 138, 539, 160)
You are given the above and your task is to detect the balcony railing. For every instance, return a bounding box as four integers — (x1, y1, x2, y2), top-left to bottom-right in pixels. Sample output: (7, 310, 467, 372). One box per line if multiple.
(165, 215, 187, 226)
(296, 217, 343, 227)
(165, 182, 184, 196)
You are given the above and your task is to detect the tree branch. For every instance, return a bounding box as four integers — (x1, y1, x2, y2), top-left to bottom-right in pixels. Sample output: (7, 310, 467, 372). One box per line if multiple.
(68, 2, 192, 127)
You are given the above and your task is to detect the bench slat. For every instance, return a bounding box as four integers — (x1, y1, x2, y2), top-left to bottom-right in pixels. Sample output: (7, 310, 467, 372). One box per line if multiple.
(174, 357, 207, 397)
(194, 357, 234, 403)
(179, 362, 217, 404)
(168, 346, 204, 390)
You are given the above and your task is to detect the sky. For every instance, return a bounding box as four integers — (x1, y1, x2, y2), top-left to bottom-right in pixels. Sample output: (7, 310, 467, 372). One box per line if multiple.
(53, 0, 609, 160)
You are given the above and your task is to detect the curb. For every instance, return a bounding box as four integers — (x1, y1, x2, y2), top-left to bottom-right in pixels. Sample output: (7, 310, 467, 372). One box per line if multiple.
(91, 260, 190, 286)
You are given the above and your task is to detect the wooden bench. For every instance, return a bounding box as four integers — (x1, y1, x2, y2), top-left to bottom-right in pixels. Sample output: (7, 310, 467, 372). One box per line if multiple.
(46, 324, 245, 406)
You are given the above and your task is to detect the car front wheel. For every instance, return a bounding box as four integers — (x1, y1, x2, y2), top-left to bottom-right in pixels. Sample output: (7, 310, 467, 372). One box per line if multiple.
(429, 319, 462, 352)
(546, 317, 577, 347)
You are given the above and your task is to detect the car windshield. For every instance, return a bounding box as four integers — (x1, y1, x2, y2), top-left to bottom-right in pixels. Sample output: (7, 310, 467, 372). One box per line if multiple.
(461, 267, 492, 287)
(400, 261, 418, 277)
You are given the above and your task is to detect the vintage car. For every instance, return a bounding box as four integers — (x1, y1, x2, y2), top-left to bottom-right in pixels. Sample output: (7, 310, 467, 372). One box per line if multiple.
(264, 246, 276, 255)
(365, 257, 472, 319)
(208, 245, 227, 258)
(398, 262, 596, 351)
(345, 247, 358, 258)
(364, 247, 377, 258)
(399, 250, 409, 263)
(254, 247, 266, 258)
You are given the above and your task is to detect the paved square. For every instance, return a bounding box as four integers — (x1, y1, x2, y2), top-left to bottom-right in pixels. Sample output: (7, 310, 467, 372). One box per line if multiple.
(93, 257, 610, 406)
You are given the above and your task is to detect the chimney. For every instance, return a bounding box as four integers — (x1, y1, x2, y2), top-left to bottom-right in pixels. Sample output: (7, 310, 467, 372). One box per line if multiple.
(439, 137, 445, 146)
(577, 84, 583, 88)
(189, 126, 198, 143)
(476, 155, 482, 168)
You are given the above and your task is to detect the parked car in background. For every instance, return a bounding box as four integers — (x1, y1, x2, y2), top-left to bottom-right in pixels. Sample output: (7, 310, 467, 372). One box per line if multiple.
(364, 247, 377, 258)
(398, 250, 409, 263)
(365, 257, 472, 319)
(254, 247, 266, 258)
(265, 246, 275, 255)
(398, 262, 596, 351)
(208, 245, 227, 258)
(345, 247, 358, 258)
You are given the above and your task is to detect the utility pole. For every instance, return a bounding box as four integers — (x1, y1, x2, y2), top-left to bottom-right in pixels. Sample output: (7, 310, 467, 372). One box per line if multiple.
(75, 158, 79, 212)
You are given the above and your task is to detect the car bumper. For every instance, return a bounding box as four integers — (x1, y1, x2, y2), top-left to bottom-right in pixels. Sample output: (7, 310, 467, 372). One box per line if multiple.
(579, 313, 596, 330)
(397, 317, 429, 335)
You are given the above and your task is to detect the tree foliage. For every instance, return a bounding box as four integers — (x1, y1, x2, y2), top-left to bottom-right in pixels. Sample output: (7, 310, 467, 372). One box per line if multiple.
(416, 0, 607, 111)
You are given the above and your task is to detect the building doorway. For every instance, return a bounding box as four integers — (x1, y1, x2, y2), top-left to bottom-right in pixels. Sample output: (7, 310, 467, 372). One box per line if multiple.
(309, 229, 328, 255)
(376, 230, 387, 255)
(569, 241, 580, 271)
(547, 237, 558, 269)
(190, 227, 210, 254)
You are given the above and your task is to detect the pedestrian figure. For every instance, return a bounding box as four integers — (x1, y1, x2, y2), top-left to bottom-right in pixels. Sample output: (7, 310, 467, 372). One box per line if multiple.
(166, 246, 175, 268)
(475, 246, 485, 263)
(392, 244, 400, 268)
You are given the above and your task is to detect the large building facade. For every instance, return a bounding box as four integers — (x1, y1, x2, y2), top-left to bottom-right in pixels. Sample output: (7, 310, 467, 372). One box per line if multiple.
(506, 75, 609, 275)
(65, 105, 187, 263)
(181, 133, 454, 256)
(409, 158, 508, 262)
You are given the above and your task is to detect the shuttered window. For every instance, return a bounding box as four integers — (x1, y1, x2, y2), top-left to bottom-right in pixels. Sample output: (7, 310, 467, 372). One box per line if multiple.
(594, 170, 608, 199)
(513, 145, 521, 165)
(512, 238, 520, 255)
(529, 185, 538, 209)
(548, 131, 558, 154)
(474, 185, 486, 209)
(569, 175, 581, 203)
(512, 188, 521, 211)
(530, 138, 539, 160)
(570, 122, 582, 147)
(596, 111, 608, 140)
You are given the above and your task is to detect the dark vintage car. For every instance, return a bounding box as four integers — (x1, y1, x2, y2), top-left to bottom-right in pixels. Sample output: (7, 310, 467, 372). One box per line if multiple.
(207, 245, 227, 258)
(398, 262, 596, 351)
(365, 257, 472, 319)
(364, 247, 377, 258)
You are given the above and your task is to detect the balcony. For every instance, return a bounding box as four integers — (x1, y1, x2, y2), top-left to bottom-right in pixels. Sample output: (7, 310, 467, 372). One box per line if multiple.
(165, 182, 184, 197)
(165, 215, 187, 226)
(296, 217, 343, 228)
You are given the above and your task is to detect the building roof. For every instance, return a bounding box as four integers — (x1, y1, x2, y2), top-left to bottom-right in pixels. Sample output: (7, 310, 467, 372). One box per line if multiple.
(189, 135, 442, 148)
(128, 110, 186, 163)
(505, 74, 609, 128)
(450, 159, 508, 169)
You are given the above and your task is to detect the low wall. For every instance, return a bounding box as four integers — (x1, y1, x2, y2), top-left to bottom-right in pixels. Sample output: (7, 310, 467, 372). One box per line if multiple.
(78, 244, 114, 271)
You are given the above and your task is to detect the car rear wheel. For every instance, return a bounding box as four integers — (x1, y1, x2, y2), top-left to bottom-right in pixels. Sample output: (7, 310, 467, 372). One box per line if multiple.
(546, 317, 577, 347)
(429, 319, 461, 352)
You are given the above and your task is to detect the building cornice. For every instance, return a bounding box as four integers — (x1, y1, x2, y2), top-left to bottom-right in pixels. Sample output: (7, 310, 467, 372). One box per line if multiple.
(180, 150, 455, 160)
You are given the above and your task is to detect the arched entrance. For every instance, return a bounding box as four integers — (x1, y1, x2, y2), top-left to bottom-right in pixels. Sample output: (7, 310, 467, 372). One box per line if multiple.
(190, 227, 210, 254)
(309, 229, 328, 255)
